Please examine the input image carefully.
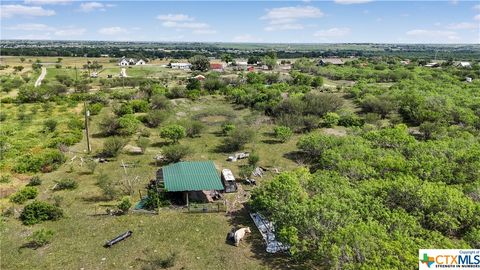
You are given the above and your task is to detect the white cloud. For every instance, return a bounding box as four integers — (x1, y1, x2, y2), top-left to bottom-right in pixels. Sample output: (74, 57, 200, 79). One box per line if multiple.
(406, 29, 459, 42)
(314, 27, 351, 37)
(158, 13, 216, 34)
(54, 28, 86, 37)
(232, 34, 262, 43)
(24, 0, 72, 5)
(475, 14, 480, 21)
(0, 4, 55, 18)
(5, 23, 53, 31)
(162, 21, 210, 29)
(261, 6, 323, 20)
(446, 22, 478, 30)
(192, 29, 217, 34)
(5, 23, 86, 37)
(334, 0, 372, 4)
(98, 27, 128, 35)
(261, 6, 323, 31)
(79, 2, 114, 12)
(265, 24, 304, 31)
(157, 14, 194, 22)
(15, 33, 52, 40)
(474, 5, 480, 11)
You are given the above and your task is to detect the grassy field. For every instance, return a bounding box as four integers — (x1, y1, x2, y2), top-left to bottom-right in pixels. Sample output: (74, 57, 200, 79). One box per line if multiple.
(0, 55, 357, 269)
(0, 93, 313, 270)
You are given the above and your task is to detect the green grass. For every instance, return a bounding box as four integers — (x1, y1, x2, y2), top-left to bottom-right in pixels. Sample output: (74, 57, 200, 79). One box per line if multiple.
(0, 95, 301, 270)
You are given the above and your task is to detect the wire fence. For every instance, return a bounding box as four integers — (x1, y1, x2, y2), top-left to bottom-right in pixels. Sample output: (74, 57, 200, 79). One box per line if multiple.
(187, 202, 226, 213)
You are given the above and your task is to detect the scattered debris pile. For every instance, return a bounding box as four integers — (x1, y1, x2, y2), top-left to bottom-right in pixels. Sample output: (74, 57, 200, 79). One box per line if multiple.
(250, 212, 289, 253)
(227, 152, 250, 162)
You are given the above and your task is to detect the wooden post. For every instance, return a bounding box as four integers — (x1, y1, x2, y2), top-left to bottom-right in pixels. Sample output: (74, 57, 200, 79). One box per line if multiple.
(84, 101, 91, 153)
(186, 192, 189, 207)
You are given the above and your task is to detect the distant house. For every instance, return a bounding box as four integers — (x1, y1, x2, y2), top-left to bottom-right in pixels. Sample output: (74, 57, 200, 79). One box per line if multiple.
(135, 59, 146, 65)
(318, 58, 344, 66)
(118, 57, 146, 66)
(247, 66, 255, 72)
(156, 161, 224, 205)
(466, 77, 473, 83)
(456, 62, 471, 68)
(210, 63, 224, 72)
(118, 58, 129, 66)
(400, 60, 410, 65)
(171, 63, 192, 70)
(424, 62, 439, 68)
(233, 61, 248, 71)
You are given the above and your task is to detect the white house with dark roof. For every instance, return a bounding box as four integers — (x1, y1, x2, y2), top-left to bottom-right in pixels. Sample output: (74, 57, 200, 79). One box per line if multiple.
(118, 57, 146, 66)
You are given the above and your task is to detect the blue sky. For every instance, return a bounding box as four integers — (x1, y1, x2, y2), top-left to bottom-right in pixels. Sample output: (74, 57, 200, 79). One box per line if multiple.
(1, 0, 479, 43)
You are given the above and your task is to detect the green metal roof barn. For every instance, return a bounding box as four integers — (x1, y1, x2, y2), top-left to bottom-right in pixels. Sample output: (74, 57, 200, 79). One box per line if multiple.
(161, 161, 224, 192)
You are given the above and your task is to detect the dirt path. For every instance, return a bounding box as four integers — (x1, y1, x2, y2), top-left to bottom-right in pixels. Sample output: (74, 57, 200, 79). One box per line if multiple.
(34, 67, 47, 87)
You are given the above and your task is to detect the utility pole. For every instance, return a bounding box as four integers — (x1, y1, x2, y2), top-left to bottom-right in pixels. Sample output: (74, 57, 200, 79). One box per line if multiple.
(75, 65, 78, 92)
(84, 101, 91, 153)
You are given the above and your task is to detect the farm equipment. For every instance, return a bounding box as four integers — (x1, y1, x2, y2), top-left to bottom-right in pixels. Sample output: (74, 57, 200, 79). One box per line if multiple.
(104, 231, 133, 248)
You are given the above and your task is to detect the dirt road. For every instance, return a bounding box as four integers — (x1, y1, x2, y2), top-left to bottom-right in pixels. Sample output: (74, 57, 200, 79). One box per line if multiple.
(34, 67, 47, 87)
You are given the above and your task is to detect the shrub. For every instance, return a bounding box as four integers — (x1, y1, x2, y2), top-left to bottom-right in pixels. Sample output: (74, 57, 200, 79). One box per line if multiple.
(27, 176, 42, 186)
(117, 197, 131, 214)
(323, 112, 340, 128)
(181, 120, 205, 138)
(14, 149, 66, 173)
(86, 159, 97, 174)
(222, 128, 256, 151)
(115, 103, 134, 116)
(20, 201, 63, 225)
(53, 179, 78, 191)
(143, 188, 169, 210)
(130, 99, 149, 112)
(98, 115, 120, 136)
(302, 115, 320, 132)
(10, 187, 38, 204)
(118, 114, 141, 135)
(248, 152, 260, 167)
(162, 144, 192, 163)
(88, 103, 104, 115)
(67, 117, 84, 130)
(338, 112, 364, 127)
(150, 95, 172, 110)
(221, 123, 235, 136)
(274, 126, 293, 142)
(166, 86, 186, 99)
(101, 137, 127, 158)
(48, 130, 83, 147)
(27, 229, 55, 249)
(97, 172, 117, 200)
(160, 125, 186, 143)
(145, 110, 169, 128)
(0, 174, 11, 183)
(0, 112, 6, 122)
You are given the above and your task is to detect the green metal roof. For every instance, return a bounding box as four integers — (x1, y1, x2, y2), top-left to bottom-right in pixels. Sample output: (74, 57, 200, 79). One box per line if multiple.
(162, 161, 224, 192)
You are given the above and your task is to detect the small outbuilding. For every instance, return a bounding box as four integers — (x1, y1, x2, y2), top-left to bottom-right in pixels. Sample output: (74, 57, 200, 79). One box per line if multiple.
(318, 58, 344, 66)
(156, 161, 224, 205)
